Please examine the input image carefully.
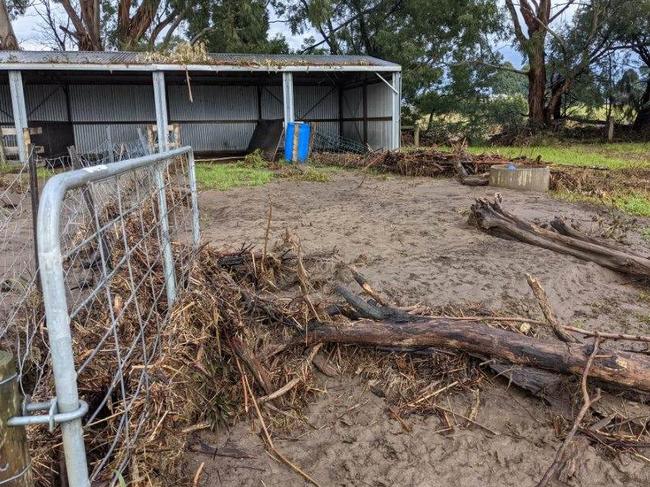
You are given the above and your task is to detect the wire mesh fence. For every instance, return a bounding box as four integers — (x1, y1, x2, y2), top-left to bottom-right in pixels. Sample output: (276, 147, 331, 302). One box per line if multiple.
(0, 147, 43, 430)
(311, 126, 368, 154)
(1, 139, 199, 485)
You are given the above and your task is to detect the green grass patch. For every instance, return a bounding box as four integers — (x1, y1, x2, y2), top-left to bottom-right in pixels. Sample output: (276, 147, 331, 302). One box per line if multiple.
(553, 190, 650, 217)
(0, 163, 55, 178)
(464, 142, 650, 169)
(195, 160, 342, 191)
(195, 162, 274, 191)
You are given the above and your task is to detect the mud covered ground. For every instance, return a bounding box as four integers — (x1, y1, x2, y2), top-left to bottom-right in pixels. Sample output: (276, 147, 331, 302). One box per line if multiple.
(189, 171, 650, 486)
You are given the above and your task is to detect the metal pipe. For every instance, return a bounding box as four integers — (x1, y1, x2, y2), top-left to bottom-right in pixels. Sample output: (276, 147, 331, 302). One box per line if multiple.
(282, 72, 295, 129)
(375, 72, 399, 95)
(152, 71, 176, 305)
(391, 72, 401, 150)
(187, 150, 201, 249)
(8, 71, 28, 163)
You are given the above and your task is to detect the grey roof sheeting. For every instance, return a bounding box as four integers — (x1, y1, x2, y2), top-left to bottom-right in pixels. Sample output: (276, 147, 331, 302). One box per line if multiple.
(0, 51, 400, 72)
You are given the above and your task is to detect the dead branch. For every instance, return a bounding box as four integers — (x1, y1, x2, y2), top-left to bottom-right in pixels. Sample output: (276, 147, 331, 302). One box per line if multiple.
(244, 374, 321, 486)
(230, 336, 274, 395)
(349, 266, 389, 306)
(526, 274, 581, 343)
(537, 337, 602, 487)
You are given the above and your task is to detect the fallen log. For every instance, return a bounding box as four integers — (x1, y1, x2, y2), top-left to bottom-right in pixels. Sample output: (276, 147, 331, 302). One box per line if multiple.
(305, 318, 650, 392)
(469, 196, 650, 278)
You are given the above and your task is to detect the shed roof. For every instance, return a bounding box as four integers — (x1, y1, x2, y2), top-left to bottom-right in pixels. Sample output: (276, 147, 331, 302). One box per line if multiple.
(0, 51, 400, 73)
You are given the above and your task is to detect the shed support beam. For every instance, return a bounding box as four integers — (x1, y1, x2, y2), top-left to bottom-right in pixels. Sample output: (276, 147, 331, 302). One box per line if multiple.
(390, 72, 401, 150)
(152, 71, 169, 153)
(8, 70, 28, 163)
(282, 72, 295, 129)
(151, 70, 176, 305)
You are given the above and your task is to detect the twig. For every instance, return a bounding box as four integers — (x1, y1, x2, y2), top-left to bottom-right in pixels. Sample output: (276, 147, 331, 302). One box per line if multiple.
(433, 404, 499, 436)
(562, 326, 650, 343)
(526, 274, 581, 343)
(262, 199, 272, 268)
(349, 266, 389, 306)
(259, 344, 323, 404)
(261, 198, 273, 272)
(406, 381, 459, 407)
(258, 377, 301, 404)
(244, 374, 322, 486)
(192, 462, 204, 487)
(537, 337, 602, 487)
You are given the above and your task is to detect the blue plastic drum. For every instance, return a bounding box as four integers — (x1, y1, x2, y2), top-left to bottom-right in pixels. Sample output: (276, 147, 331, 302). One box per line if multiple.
(284, 122, 311, 163)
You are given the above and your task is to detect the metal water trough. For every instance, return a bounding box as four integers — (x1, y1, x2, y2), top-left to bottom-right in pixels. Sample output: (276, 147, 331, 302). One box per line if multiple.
(489, 165, 550, 192)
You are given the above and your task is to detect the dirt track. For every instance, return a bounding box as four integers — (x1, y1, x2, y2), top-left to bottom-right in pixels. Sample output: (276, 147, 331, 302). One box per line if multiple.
(191, 172, 650, 486)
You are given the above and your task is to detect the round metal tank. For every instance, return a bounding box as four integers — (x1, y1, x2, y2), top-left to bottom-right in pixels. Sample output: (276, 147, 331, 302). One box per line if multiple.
(489, 165, 550, 192)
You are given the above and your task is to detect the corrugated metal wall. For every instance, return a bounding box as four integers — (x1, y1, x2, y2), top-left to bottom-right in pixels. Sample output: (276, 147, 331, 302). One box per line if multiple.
(0, 76, 395, 154)
(366, 82, 391, 149)
(168, 84, 258, 151)
(261, 86, 283, 119)
(71, 85, 155, 121)
(341, 86, 363, 142)
(341, 82, 392, 149)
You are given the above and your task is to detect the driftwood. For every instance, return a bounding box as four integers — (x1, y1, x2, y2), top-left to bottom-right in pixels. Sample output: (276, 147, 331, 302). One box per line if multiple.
(526, 274, 581, 343)
(453, 159, 489, 186)
(305, 318, 650, 393)
(469, 195, 650, 278)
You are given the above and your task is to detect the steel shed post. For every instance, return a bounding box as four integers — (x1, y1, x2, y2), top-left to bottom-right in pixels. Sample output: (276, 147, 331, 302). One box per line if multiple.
(152, 71, 177, 304)
(391, 72, 401, 150)
(8, 70, 28, 163)
(282, 72, 295, 128)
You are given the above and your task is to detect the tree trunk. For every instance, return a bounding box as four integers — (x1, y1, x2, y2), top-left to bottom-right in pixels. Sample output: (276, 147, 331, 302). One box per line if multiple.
(633, 81, 650, 133)
(0, 0, 18, 50)
(527, 50, 546, 130)
(305, 319, 650, 392)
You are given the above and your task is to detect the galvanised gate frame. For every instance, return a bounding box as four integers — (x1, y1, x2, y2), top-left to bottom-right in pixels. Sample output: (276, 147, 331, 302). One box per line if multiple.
(8, 145, 200, 486)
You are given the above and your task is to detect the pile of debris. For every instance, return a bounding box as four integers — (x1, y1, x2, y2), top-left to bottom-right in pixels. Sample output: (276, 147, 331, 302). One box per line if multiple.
(14, 197, 650, 486)
(312, 147, 537, 180)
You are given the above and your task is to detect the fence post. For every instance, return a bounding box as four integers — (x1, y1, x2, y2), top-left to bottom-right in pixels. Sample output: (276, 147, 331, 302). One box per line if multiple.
(0, 351, 33, 486)
(152, 70, 177, 304)
(187, 150, 201, 249)
(24, 131, 41, 294)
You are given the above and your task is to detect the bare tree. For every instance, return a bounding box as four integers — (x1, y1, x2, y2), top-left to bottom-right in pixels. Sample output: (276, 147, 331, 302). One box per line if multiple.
(0, 0, 19, 50)
(48, 0, 189, 51)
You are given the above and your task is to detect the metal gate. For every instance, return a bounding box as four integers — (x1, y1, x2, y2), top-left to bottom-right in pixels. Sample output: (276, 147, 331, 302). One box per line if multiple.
(8, 146, 200, 486)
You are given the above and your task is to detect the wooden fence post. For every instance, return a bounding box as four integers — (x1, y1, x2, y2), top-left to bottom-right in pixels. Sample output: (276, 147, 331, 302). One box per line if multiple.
(24, 129, 41, 293)
(0, 350, 33, 486)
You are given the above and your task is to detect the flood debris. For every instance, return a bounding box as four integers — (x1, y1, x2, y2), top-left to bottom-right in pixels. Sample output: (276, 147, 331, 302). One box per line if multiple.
(312, 147, 533, 178)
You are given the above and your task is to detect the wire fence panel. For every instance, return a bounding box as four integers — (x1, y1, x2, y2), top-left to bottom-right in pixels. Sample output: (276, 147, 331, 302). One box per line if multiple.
(311, 126, 367, 154)
(29, 146, 199, 486)
(0, 147, 46, 436)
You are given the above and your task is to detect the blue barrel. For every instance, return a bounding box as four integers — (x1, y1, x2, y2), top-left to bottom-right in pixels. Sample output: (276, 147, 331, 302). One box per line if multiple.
(284, 122, 311, 163)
